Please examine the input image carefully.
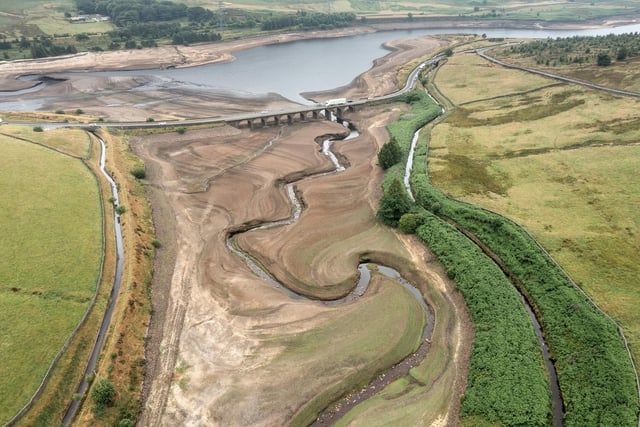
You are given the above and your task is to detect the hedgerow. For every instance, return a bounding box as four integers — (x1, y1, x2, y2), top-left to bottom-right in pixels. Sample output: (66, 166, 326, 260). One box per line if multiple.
(380, 90, 552, 425)
(417, 213, 551, 425)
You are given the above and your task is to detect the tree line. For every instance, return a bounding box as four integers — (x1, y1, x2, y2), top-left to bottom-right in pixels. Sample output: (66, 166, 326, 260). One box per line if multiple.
(260, 11, 356, 31)
(1, 1, 357, 59)
(507, 32, 640, 66)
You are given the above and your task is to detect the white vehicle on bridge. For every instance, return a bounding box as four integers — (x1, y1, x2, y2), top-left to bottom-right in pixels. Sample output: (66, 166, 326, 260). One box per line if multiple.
(325, 98, 346, 106)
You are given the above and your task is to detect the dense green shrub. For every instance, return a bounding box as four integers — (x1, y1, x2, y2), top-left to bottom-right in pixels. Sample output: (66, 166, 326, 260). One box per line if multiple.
(91, 378, 115, 409)
(378, 137, 402, 169)
(398, 213, 425, 234)
(377, 177, 411, 227)
(417, 214, 551, 425)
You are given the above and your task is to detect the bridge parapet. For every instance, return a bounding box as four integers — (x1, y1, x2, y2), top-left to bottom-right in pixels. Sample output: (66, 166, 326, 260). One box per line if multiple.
(228, 103, 359, 129)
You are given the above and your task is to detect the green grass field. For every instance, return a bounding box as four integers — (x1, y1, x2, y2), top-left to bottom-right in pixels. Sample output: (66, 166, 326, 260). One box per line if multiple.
(0, 132, 102, 423)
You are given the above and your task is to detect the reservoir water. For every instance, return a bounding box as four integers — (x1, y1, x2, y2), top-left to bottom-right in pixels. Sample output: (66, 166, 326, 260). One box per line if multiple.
(5, 22, 640, 107)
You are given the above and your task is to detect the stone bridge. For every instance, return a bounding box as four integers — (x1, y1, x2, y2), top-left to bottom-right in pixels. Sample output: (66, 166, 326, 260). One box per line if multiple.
(229, 103, 358, 129)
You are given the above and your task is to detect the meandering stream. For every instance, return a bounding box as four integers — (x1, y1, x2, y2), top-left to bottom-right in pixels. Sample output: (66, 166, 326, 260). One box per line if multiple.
(225, 120, 435, 424)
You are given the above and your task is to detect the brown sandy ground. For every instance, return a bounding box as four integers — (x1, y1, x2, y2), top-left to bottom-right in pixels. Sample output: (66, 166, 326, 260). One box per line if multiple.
(131, 99, 472, 425)
(124, 32, 472, 426)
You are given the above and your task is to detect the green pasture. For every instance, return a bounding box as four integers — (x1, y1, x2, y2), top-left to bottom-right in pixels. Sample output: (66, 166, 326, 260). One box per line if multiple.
(434, 54, 552, 105)
(2, 125, 92, 158)
(0, 133, 102, 423)
(0, 0, 85, 37)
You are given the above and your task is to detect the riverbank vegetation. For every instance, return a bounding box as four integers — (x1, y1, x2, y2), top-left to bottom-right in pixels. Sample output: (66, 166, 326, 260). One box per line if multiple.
(379, 90, 552, 425)
(0, 127, 102, 424)
(425, 52, 639, 425)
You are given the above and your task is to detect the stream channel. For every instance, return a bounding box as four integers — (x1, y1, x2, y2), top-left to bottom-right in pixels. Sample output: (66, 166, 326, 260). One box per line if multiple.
(62, 135, 125, 426)
(225, 118, 435, 425)
(407, 87, 564, 425)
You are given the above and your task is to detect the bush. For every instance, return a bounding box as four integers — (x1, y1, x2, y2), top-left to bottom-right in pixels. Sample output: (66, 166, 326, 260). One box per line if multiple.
(130, 165, 146, 179)
(91, 378, 116, 409)
(151, 239, 161, 248)
(33, 126, 43, 132)
(398, 213, 425, 234)
(146, 117, 155, 122)
(115, 205, 127, 215)
(176, 127, 186, 134)
(75, 108, 84, 114)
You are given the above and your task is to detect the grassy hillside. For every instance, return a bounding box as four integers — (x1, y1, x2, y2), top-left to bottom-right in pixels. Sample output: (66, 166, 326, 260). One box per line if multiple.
(427, 51, 640, 424)
(432, 52, 640, 366)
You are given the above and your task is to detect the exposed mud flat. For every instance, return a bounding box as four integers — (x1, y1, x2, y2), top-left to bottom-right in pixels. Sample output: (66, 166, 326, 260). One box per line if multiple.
(132, 98, 472, 425)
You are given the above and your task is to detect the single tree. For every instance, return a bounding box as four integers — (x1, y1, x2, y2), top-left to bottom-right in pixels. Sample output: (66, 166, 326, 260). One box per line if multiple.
(597, 52, 611, 66)
(377, 177, 412, 227)
(378, 137, 402, 169)
(130, 165, 146, 179)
